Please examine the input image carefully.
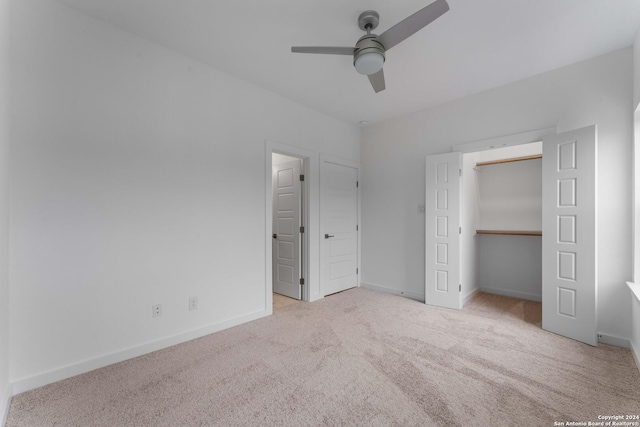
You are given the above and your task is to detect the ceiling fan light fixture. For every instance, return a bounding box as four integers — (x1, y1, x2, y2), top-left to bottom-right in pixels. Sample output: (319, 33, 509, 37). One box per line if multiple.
(353, 34, 386, 76)
(290, 0, 450, 92)
(354, 51, 385, 75)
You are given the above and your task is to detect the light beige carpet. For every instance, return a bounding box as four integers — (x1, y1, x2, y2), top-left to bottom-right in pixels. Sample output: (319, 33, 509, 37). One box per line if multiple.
(7, 289, 640, 426)
(272, 292, 301, 310)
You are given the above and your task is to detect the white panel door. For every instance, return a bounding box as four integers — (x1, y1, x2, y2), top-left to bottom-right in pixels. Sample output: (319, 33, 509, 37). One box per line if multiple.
(321, 161, 358, 296)
(425, 152, 462, 310)
(542, 125, 597, 345)
(273, 160, 301, 300)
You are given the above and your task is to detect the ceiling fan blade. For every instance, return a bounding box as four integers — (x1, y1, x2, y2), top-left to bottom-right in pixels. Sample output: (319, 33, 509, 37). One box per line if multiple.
(291, 46, 356, 55)
(376, 0, 449, 51)
(368, 68, 386, 93)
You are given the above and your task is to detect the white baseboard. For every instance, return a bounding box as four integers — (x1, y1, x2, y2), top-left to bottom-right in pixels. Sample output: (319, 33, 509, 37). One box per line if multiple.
(597, 333, 630, 348)
(309, 293, 324, 303)
(462, 287, 480, 306)
(631, 341, 640, 375)
(360, 281, 424, 303)
(11, 309, 270, 395)
(1, 382, 12, 427)
(361, 282, 479, 306)
(479, 286, 542, 302)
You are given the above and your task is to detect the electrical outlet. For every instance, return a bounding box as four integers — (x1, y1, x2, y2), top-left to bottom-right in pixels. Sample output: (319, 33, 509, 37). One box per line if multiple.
(152, 304, 162, 318)
(189, 297, 198, 311)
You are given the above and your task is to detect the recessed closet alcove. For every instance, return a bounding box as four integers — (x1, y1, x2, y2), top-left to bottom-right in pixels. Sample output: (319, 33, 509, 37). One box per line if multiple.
(462, 141, 543, 302)
(426, 125, 597, 345)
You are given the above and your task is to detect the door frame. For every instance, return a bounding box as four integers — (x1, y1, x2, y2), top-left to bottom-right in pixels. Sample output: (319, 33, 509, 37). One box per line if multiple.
(447, 125, 600, 346)
(426, 127, 556, 309)
(265, 141, 316, 310)
(451, 127, 557, 154)
(320, 154, 361, 297)
(272, 158, 303, 300)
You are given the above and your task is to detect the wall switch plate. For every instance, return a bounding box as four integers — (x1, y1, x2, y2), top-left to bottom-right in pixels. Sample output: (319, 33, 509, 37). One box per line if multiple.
(189, 297, 198, 311)
(152, 304, 162, 318)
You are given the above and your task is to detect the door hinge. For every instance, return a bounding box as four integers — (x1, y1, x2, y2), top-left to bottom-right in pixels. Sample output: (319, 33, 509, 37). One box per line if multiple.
(459, 169, 462, 177)
(459, 284, 462, 292)
(356, 268, 359, 274)
(300, 278, 305, 285)
(356, 181, 359, 188)
(300, 174, 305, 181)
(300, 226, 305, 233)
(356, 225, 359, 231)
(459, 227, 462, 234)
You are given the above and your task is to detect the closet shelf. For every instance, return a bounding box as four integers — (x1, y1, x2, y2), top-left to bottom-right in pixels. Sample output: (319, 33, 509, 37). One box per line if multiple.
(476, 154, 542, 167)
(476, 230, 542, 236)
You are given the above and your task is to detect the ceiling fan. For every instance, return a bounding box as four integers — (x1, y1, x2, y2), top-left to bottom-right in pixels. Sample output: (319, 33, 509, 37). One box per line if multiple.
(291, 0, 449, 93)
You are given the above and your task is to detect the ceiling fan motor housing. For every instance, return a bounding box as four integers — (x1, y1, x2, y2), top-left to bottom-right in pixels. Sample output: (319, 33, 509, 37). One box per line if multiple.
(358, 10, 380, 31)
(353, 34, 386, 74)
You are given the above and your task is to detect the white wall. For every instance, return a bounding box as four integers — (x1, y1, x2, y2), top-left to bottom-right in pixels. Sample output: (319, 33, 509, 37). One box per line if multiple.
(634, 30, 640, 111)
(478, 235, 542, 302)
(474, 142, 543, 232)
(632, 291, 640, 371)
(636, 108, 640, 285)
(10, 0, 360, 391)
(475, 159, 542, 231)
(634, 30, 640, 284)
(362, 48, 633, 340)
(632, 29, 640, 371)
(633, 30, 640, 282)
(0, 0, 10, 420)
(460, 153, 479, 303)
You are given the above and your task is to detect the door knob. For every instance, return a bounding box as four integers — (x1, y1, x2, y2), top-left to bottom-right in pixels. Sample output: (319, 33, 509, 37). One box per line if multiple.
(325, 234, 335, 239)
(272, 234, 277, 239)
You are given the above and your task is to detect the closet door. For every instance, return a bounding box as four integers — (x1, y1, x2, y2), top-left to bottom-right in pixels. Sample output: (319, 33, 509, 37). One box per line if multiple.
(542, 125, 597, 345)
(425, 152, 462, 309)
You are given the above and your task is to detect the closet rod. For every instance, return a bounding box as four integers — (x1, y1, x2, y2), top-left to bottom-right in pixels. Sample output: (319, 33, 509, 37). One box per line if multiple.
(476, 230, 542, 237)
(476, 154, 542, 167)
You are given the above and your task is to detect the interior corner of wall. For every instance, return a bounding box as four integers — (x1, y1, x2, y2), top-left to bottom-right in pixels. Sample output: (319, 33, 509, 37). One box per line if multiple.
(630, 339, 640, 375)
(0, 381, 12, 427)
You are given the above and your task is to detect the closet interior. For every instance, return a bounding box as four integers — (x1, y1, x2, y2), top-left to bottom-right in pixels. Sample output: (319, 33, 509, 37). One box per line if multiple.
(461, 141, 543, 303)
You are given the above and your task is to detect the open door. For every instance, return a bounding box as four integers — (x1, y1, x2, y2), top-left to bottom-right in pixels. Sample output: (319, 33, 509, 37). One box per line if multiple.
(542, 125, 597, 345)
(425, 152, 462, 309)
(320, 160, 359, 296)
(272, 159, 302, 300)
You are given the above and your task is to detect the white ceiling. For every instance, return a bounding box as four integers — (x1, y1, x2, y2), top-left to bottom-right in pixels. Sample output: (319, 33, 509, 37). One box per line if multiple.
(55, 0, 640, 125)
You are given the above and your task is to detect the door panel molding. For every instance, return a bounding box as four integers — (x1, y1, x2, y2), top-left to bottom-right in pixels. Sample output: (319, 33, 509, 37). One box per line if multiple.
(542, 125, 597, 346)
(320, 155, 361, 297)
(265, 141, 318, 309)
(273, 159, 302, 299)
(425, 152, 462, 310)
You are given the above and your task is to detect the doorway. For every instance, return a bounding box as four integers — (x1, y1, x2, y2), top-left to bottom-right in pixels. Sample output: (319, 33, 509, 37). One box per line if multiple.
(425, 126, 598, 345)
(264, 143, 361, 310)
(272, 153, 306, 305)
(465, 141, 543, 303)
